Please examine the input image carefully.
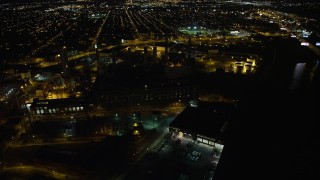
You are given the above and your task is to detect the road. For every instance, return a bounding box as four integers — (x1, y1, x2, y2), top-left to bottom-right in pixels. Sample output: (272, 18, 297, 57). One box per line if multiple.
(295, 35, 320, 55)
(3, 103, 184, 179)
(259, 9, 320, 56)
(8, 136, 105, 148)
(27, 31, 257, 69)
(109, 115, 176, 180)
(2, 165, 78, 180)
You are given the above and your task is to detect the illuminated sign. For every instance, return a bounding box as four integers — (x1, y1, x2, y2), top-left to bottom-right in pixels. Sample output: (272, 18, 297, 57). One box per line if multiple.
(316, 42, 320, 47)
(301, 42, 309, 46)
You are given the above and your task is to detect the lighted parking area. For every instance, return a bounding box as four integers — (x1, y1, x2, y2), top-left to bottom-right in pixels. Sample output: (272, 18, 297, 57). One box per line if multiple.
(144, 132, 224, 179)
(163, 133, 223, 168)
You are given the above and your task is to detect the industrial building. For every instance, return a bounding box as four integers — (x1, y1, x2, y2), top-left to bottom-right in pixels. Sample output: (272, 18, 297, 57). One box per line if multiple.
(30, 98, 93, 116)
(169, 101, 235, 146)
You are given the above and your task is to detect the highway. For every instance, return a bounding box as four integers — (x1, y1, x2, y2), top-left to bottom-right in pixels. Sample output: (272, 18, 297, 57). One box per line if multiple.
(295, 35, 320, 56)
(8, 136, 105, 148)
(3, 165, 78, 180)
(31, 31, 256, 69)
(258, 9, 320, 56)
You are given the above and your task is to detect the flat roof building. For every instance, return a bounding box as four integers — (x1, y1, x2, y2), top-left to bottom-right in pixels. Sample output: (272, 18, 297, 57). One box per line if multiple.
(169, 101, 235, 146)
(30, 98, 94, 116)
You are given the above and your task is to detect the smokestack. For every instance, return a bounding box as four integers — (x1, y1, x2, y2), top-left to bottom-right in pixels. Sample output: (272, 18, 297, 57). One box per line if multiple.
(95, 45, 100, 61)
(144, 46, 148, 64)
(153, 46, 157, 61)
(127, 47, 132, 61)
(188, 37, 192, 59)
(96, 45, 104, 75)
(112, 50, 116, 64)
(165, 36, 169, 61)
(60, 46, 69, 79)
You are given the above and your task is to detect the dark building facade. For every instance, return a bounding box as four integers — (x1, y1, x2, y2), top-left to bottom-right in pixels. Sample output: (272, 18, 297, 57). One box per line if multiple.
(96, 86, 197, 107)
(30, 98, 93, 116)
(169, 101, 235, 146)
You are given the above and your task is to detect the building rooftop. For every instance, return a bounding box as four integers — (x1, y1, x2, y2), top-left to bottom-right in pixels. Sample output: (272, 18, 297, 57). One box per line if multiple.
(31, 97, 93, 107)
(170, 101, 235, 142)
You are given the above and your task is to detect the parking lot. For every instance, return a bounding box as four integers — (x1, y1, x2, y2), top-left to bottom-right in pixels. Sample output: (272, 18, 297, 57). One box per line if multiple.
(125, 132, 224, 180)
